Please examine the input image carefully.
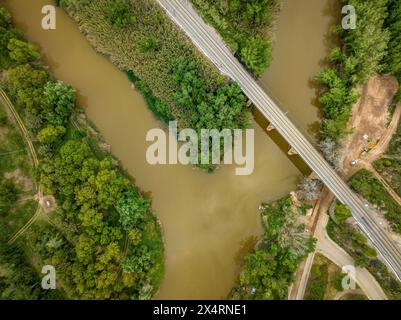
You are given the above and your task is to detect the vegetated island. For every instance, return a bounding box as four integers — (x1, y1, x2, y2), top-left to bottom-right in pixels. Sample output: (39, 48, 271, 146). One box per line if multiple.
(56, 0, 254, 171)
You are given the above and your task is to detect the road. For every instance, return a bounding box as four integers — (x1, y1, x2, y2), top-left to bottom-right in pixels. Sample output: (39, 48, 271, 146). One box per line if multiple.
(157, 0, 401, 281)
(292, 191, 387, 300)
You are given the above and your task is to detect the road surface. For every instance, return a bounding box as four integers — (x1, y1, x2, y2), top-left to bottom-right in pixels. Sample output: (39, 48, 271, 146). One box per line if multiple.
(315, 213, 387, 300)
(157, 0, 401, 281)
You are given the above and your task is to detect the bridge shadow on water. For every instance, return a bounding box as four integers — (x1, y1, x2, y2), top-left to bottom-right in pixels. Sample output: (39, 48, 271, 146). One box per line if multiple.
(252, 107, 311, 176)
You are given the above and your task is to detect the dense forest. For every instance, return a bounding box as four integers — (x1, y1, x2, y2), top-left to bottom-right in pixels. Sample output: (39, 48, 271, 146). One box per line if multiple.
(317, 0, 401, 151)
(316, 0, 389, 144)
(190, 0, 280, 76)
(0, 7, 163, 299)
(384, 0, 401, 98)
(229, 196, 315, 300)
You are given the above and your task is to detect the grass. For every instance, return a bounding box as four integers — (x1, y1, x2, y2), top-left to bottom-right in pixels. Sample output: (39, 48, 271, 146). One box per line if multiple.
(304, 253, 344, 300)
(0, 102, 36, 222)
(0, 103, 53, 299)
(373, 120, 401, 198)
(388, 121, 401, 156)
(340, 293, 367, 300)
(0, 105, 33, 181)
(6, 200, 37, 236)
(374, 158, 401, 197)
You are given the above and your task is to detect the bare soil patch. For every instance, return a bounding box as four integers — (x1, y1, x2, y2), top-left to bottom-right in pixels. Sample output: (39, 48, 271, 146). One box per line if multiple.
(339, 75, 399, 173)
(39, 195, 57, 213)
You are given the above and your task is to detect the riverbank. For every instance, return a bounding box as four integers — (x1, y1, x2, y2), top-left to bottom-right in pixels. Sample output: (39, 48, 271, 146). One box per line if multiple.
(0, 6, 164, 299)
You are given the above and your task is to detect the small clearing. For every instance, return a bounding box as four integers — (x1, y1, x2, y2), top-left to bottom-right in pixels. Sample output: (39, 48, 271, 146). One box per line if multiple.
(339, 75, 399, 173)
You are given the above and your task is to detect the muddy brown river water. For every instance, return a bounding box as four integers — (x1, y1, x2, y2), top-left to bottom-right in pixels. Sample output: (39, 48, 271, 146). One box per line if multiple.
(2, 0, 339, 299)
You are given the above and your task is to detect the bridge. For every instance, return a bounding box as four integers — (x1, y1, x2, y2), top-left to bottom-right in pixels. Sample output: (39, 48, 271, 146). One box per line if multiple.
(157, 0, 401, 281)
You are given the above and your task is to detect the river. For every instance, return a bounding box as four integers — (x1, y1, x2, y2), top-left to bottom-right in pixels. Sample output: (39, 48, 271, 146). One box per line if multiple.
(2, 0, 338, 299)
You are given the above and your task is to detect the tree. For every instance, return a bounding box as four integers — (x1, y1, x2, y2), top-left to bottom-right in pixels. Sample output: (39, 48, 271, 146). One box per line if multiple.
(105, 0, 130, 29)
(94, 242, 121, 290)
(7, 64, 49, 113)
(77, 206, 104, 234)
(0, 26, 23, 69)
(122, 244, 154, 275)
(384, 0, 401, 82)
(171, 57, 248, 132)
(7, 38, 40, 63)
(240, 36, 271, 76)
(94, 160, 129, 210)
(75, 235, 95, 265)
(334, 203, 352, 224)
(37, 124, 66, 144)
(43, 80, 76, 125)
(341, 0, 389, 84)
(0, 7, 11, 27)
(116, 189, 150, 230)
(243, 0, 272, 26)
(138, 36, 158, 53)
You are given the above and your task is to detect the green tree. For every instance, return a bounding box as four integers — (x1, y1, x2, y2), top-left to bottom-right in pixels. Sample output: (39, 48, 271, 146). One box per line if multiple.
(8, 64, 49, 113)
(43, 80, 76, 125)
(240, 36, 271, 76)
(105, 0, 130, 29)
(244, 0, 272, 26)
(116, 189, 150, 230)
(334, 203, 352, 224)
(37, 124, 66, 144)
(7, 38, 40, 63)
(122, 244, 154, 275)
(0, 26, 23, 68)
(384, 0, 401, 94)
(138, 36, 158, 53)
(341, 0, 389, 84)
(0, 7, 11, 27)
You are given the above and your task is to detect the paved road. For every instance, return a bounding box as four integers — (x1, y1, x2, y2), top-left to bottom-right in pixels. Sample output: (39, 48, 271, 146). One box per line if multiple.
(157, 0, 401, 280)
(315, 213, 387, 300)
(293, 191, 387, 300)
